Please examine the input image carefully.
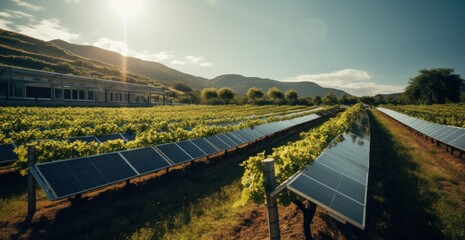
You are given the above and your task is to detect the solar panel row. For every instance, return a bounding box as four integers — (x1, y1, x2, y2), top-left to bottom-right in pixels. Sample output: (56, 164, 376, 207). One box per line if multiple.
(377, 108, 465, 151)
(286, 109, 370, 230)
(31, 109, 338, 201)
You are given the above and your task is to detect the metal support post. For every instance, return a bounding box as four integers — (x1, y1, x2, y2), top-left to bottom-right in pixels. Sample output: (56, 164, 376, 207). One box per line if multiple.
(263, 158, 280, 240)
(27, 145, 36, 215)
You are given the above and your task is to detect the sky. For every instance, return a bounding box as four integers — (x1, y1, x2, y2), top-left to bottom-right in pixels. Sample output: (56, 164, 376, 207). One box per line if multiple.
(0, 0, 464, 96)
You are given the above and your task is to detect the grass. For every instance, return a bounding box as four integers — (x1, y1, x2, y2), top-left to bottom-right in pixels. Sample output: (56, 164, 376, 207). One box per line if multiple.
(366, 109, 465, 240)
(128, 181, 247, 240)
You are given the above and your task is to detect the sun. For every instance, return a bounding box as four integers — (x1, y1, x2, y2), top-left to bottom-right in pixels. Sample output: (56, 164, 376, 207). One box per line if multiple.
(109, 0, 144, 18)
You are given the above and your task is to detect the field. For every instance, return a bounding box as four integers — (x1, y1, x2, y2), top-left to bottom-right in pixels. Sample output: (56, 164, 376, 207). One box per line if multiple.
(1, 104, 465, 239)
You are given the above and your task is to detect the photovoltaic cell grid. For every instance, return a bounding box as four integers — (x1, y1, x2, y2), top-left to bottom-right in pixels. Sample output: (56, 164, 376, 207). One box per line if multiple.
(377, 108, 465, 151)
(287, 109, 370, 230)
(34, 153, 138, 200)
(32, 108, 337, 201)
(0, 144, 16, 164)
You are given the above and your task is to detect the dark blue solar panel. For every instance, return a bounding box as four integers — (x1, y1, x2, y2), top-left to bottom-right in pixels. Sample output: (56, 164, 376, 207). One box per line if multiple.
(234, 129, 256, 142)
(120, 147, 171, 175)
(121, 133, 136, 141)
(68, 136, 98, 143)
(205, 135, 230, 151)
(227, 132, 248, 145)
(155, 143, 193, 164)
(0, 144, 16, 163)
(176, 140, 207, 159)
(243, 127, 265, 138)
(190, 138, 219, 155)
(36, 153, 137, 199)
(96, 134, 124, 142)
(216, 134, 237, 148)
(88, 153, 138, 183)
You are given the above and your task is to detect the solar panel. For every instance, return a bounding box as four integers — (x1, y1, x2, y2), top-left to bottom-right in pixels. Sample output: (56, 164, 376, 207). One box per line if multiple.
(243, 127, 265, 139)
(120, 147, 171, 175)
(35, 153, 137, 200)
(205, 135, 230, 151)
(190, 138, 219, 155)
(216, 134, 237, 148)
(155, 143, 193, 164)
(441, 129, 465, 143)
(0, 144, 16, 164)
(226, 132, 248, 145)
(286, 112, 370, 230)
(68, 136, 98, 143)
(450, 135, 465, 150)
(96, 134, 124, 142)
(176, 140, 207, 159)
(121, 133, 137, 141)
(378, 107, 465, 152)
(234, 129, 257, 142)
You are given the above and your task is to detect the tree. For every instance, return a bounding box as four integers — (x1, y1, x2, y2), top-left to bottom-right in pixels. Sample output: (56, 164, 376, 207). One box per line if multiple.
(322, 93, 338, 105)
(267, 87, 284, 104)
(200, 87, 218, 104)
(246, 87, 264, 103)
(172, 81, 193, 92)
(284, 89, 299, 105)
(313, 95, 322, 105)
(403, 68, 464, 104)
(217, 87, 235, 104)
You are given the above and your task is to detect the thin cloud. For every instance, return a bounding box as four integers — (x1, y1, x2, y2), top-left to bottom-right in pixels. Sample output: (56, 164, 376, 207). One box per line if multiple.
(171, 60, 186, 65)
(94, 37, 175, 62)
(284, 69, 404, 96)
(94, 37, 212, 67)
(11, 0, 44, 11)
(63, 0, 81, 3)
(16, 18, 79, 41)
(0, 9, 34, 20)
(0, 18, 14, 31)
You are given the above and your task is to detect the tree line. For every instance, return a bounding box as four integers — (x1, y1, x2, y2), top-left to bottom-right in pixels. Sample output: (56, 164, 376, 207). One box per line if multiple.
(168, 68, 465, 106)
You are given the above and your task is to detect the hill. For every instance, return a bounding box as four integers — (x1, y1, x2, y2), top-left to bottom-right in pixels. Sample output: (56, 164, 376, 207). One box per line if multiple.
(50, 39, 211, 90)
(0, 29, 166, 87)
(211, 74, 350, 97)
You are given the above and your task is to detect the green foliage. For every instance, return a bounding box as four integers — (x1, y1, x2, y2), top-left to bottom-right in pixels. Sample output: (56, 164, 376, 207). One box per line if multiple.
(217, 87, 235, 104)
(200, 87, 219, 104)
(403, 68, 464, 104)
(284, 89, 298, 105)
(172, 81, 193, 92)
(323, 92, 338, 105)
(246, 87, 265, 103)
(313, 95, 322, 105)
(3, 105, 323, 174)
(267, 87, 284, 103)
(237, 104, 362, 206)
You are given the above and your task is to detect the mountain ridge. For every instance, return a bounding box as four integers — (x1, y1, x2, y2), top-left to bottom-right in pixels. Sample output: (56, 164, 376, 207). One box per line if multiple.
(50, 39, 211, 90)
(210, 74, 350, 97)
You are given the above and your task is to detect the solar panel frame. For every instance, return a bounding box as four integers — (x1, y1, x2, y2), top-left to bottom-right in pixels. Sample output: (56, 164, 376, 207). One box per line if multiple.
(34, 152, 138, 200)
(67, 136, 99, 143)
(155, 143, 194, 165)
(216, 134, 238, 148)
(190, 138, 220, 155)
(0, 143, 17, 164)
(225, 132, 248, 145)
(119, 147, 172, 175)
(96, 134, 124, 142)
(205, 135, 231, 151)
(175, 140, 208, 159)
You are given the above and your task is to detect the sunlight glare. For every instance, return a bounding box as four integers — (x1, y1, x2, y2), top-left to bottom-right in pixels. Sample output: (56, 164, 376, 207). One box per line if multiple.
(109, 0, 144, 18)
